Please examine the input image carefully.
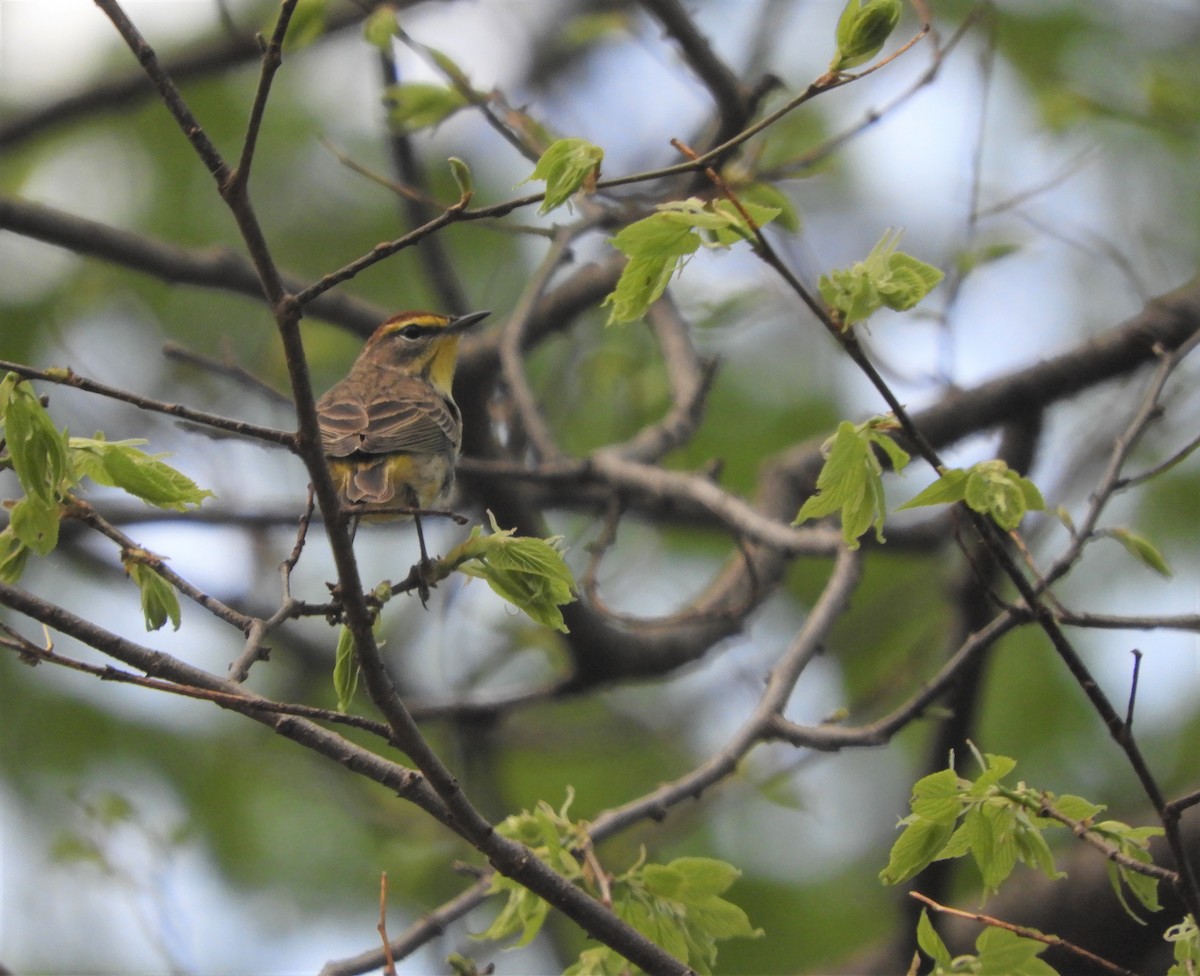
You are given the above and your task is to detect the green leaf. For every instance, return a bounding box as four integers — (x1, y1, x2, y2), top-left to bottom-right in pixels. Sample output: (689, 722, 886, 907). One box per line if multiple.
(972, 802, 1019, 894)
(1013, 821, 1063, 882)
(911, 767, 966, 823)
(1107, 527, 1172, 577)
(603, 249, 689, 325)
(618, 857, 761, 973)
(964, 460, 1044, 530)
(792, 418, 908, 548)
(1092, 820, 1164, 918)
(385, 82, 468, 134)
(900, 461, 1043, 531)
(1053, 794, 1105, 822)
(9, 496, 60, 556)
(332, 625, 359, 713)
(281, 0, 327, 51)
(523, 137, 604, 215)
(900, 469, 970, 510)
(973, 926, 1056, 975)
(880, 816, 955, 885)
(819, 229, 943, 328)
(659, 857, 741, 898)
(449, 513, 576, 632)
(448, 156, 473, 198)
(970, 752, 1018, 792)
(563, 946, 621, 976)
(426, 46, 474, 91)
(1166, 915, 1200, 976)
(603, 198, 779, 324)
(2, 378, 69, 504)
(71, 437, 213, 511)
(0, 527, 30, 584)
(831, 0, 902, 72)
(0, 371, 17, 414)
(916, 910, 953, 969)
(735, 181, 800, 232)
(122, 556, 182, 632)
(362, 5, 398, 50)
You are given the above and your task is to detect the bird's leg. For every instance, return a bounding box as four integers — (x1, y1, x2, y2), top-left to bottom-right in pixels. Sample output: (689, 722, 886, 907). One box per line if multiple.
(406, 488, 433, 607)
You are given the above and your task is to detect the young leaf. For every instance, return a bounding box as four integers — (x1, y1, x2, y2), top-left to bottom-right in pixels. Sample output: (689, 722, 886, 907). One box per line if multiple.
(0, 527, 30, 584)
(898, 469, 969, 510)
(0, 371, 17, 413)
(1093, 820, 1164, 918)
(1166, 915, 1200, 976)
(362, 4, 398, 50)
(971, 926, 1057, 975)
(523, 137, 604, 215)
(603, 220, 701, 325)
(448, 513, 576, 632)
(71, 437, 214, 511)
(792, 418, 909, 548)
(426, 46, 474, 92)
(1107, 527, 1172, 577)
(916, 910, 953, 969)
(384, 82, 468, 134)
(831, 0, 902, 72)
(122, 555, 182, 632)
(448, 156, 473, 199)
(332, 625, 359, 713)
(2, 378, 69, 504)
(879, 816, 955, 885)
(818, 229, 943, 329)
(9, 496, 60, 556)
(603, 198, 780, 324)
(900, 460, 1043, 532)
(281, 0, 327, 51)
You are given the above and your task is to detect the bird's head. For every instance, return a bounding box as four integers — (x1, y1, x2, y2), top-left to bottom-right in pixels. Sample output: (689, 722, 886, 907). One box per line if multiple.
(358, 309, 490, 392)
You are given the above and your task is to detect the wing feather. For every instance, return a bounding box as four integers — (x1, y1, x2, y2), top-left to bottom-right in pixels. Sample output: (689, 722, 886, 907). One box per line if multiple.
(317, 374, 458, 459)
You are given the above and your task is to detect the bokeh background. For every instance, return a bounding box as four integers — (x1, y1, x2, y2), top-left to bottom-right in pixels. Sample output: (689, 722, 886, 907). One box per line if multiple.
(2, 0, 1200, 972)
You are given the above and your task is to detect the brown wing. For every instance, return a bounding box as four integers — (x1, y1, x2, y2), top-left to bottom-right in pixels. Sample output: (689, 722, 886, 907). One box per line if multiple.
(317, 374, 459, 459)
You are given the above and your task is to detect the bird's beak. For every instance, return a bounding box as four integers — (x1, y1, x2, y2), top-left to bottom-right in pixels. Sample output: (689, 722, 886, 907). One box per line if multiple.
(448, 310, 491, 334)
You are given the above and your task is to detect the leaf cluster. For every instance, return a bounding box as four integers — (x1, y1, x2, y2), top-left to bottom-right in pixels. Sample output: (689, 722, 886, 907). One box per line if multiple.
(0, 375, 211, 631)
(793, 417, 910, 548)
(881, 748, 1163, 919)
(603, 197, 780, 325)
(818, 229, 943, 329)
(916, 909, 1055, 976)
(444, 511, 577, 633)
(479, 791, 760, 975)
(900, 459, 1045, 532)
(523, 137, 605, 216)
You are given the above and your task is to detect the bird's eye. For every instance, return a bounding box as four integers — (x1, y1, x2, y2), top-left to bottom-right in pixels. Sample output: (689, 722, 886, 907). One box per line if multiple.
(399, 325, 422, 339)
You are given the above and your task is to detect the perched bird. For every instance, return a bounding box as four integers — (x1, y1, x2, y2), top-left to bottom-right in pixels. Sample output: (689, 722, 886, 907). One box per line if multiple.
(316, 309, 489, 571)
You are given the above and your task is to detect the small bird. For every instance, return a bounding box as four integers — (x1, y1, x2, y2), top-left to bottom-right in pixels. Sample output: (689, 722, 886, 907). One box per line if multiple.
(316, 309, 490, 577)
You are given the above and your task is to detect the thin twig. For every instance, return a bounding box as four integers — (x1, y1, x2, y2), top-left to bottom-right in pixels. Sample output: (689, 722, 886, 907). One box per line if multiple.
(910, 891, 1142, 976)
(230, 0, 298, 190)
(1125, 649, 1143, 730)
(0, 358, 295, 448)
(588, 546, 861, 840)
(378, 872, 398, 976)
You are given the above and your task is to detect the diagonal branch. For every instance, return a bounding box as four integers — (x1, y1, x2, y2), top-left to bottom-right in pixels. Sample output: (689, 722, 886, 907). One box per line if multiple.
(0, 195, 388, 335)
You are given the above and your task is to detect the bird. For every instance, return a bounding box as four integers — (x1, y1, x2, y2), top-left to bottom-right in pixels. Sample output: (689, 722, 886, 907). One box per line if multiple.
(316, 309, 490, 586)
